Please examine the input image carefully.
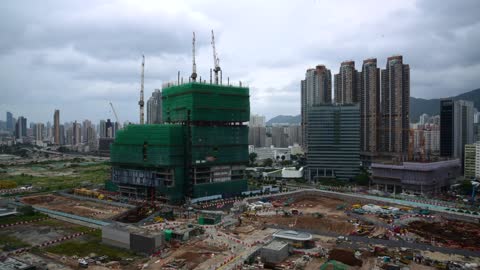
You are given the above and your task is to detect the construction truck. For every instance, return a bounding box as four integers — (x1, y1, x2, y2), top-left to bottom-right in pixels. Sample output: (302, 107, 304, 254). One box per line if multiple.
(352, 204, 362, 209)
(154, 216, 164, 223)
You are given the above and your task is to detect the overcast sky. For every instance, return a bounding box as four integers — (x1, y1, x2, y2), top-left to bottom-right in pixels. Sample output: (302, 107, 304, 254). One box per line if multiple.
(1, 0, 479, 124)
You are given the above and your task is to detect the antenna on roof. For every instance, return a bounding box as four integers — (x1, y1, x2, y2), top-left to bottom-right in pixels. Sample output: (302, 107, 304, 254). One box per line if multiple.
(138, 55, 145, 124)
(190, 32, 197, 82)
(211, 30, 221, 84)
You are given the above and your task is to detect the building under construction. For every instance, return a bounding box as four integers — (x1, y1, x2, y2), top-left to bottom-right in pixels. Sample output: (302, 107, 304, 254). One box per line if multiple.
(110, 82, 250, 202)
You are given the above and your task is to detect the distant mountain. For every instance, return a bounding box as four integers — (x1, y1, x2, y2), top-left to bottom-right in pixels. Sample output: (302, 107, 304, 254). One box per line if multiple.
(265, 88, 480, 125)
(266, 115, 301, 126)
(410, 88, 480, 122)
(409, 97, 441, 122)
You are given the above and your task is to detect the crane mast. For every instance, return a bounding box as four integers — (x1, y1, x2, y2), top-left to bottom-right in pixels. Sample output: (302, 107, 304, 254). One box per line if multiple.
(211, 30, 221, 84)
(191, 32, 197, 82)
(109, 102, 120, 124)
(139, 55, 145, 124)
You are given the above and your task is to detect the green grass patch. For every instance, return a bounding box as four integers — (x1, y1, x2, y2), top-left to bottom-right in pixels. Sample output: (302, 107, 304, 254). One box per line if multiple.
(35, 218, 66, 227)
(0, 163, 110, 192)
(35, 220, 100, 237)
(70, 227, 101, 237)
(0, 212, 47, 225)
(46, 238, 137, 260)
(0, 235, 31, 251)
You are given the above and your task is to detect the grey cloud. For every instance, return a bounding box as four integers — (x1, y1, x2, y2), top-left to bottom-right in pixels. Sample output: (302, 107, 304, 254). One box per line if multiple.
(0, 1, 214, 61)
(1, 0, 480, 123)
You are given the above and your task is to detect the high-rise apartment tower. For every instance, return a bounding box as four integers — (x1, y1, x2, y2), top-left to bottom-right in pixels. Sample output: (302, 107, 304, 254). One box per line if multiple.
(380, 55, 410, 158)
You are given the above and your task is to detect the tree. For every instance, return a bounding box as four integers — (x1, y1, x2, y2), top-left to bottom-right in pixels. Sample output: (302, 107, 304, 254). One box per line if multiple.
(18, 205, 35, 216)
(459, 180, 473, 195)
(249, 152, 258, 166)
(281, 160, 293, 166)
(281, 155, 286, 161)
(353, 167, 370, 186)
(263, 158, 273, 167)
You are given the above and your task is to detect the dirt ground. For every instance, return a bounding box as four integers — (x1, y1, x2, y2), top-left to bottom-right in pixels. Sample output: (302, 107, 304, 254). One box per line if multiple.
(232, 226, 276, 242)
(13, 252, 73, 270)
(22, 194, 128, 219)
(407, 220, 480, 251)
(145, 237, 231, 270)
(421, 251, 480, 265)
(0, 219, 88, 247)
(287, 196, 347, 216)
(255, 215, 355, 235)
(243, 195, 355, 235)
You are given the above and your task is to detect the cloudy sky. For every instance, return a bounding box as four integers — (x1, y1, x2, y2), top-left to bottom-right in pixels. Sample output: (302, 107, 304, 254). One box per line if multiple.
(1, 0, 479, 124)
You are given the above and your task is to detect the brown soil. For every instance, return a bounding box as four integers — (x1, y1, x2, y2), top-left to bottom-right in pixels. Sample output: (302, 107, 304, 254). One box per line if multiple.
(328, 249, 362, 266)
(194, 241, 227, 253)
(176, 252, 211, 269)
(234, 225, 255, 234)
(257, 215, 355, 235)
(21, 194, 128, 219)
(287, 196, 347, 216)
(407, 220, 480, 251)
(290, 196, 345, 209)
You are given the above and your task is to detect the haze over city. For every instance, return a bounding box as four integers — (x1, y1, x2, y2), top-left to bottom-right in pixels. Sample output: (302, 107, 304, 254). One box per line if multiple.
(1, 0, 479, 122)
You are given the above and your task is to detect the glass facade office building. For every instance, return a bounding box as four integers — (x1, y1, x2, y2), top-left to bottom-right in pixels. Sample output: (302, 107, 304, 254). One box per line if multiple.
(306, 104, 360, 181)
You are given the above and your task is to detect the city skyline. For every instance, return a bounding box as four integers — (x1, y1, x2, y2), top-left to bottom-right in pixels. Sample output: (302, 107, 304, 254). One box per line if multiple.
(1, 0, 479, 122)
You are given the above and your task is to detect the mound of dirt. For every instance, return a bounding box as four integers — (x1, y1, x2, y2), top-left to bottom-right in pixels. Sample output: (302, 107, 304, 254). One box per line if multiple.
(328, 249, 362, 267)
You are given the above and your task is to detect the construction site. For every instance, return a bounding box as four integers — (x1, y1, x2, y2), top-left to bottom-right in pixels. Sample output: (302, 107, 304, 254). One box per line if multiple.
(109, 31, 249, 204)
(2, 31, 480, 270)
(3, 181, 480, 269)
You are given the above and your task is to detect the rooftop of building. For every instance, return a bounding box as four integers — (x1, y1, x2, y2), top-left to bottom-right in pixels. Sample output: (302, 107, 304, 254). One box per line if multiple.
(162, 81, 248, 92)
(341, 60, 355, 66)
(273, 230, 312, 241)
(263, 240, 289, 251)
(372, 159, 461, 171)
(105, 222, 163, 237)
(387, 55, 403, 61)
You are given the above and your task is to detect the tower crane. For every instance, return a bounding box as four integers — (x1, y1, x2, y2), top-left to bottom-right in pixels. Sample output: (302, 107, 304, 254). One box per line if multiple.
(138, 55, 145, 124)
(109, 102, 120, 124)
(211, 30, 221, 84)
(191, 32, 197, 82)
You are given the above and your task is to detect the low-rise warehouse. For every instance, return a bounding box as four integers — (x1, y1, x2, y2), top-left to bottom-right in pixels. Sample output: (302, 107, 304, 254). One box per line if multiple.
(260, 240, 289, 264)
(102, 222, 164, 254)
(371, 159, 462, 194)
